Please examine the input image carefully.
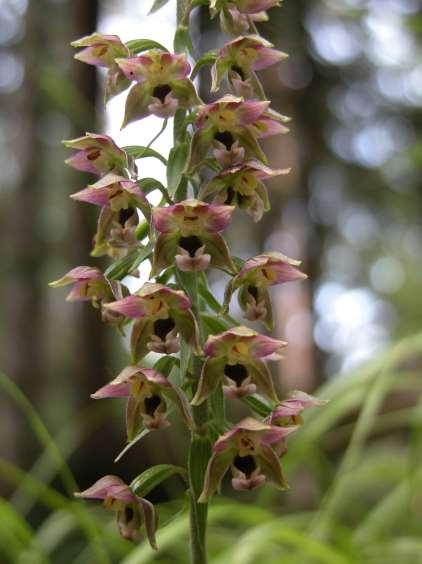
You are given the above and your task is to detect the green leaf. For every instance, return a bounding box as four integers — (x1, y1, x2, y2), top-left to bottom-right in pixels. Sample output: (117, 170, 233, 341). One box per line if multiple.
(167, 142, 189, 198)
(180, 337, 192, 382)
(137, 177, 172, 203)
(153, 355, 180, 377)
(174, 25, 193, 54)
(114, 429, 150, 463)
(188, 436, 212, 541)
(131, 464, 187, 497)
(104, 243, 153, 281)
(242, 395, 272, 417)
(126, 38, 169, 53)
(148, 0, 171, 14)
(191, 50, 218, 80)
(123, 145, 168, 165)
(200, 313, 230, 338)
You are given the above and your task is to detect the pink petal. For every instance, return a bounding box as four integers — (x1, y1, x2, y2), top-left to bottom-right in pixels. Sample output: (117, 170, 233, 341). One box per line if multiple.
(75, 475, 134, 503)
(70, 186, 110, 207)
(237, 100, 269, 125)
(103, 295, 146, 318)
(253, 46, 287, 70)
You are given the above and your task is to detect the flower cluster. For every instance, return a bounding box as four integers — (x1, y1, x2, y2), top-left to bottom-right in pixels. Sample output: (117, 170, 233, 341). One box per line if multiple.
(51, 0, 326, 551)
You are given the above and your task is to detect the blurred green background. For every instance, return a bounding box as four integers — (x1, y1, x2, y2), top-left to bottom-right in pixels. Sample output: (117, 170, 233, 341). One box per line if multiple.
(1, 0, 422, 562)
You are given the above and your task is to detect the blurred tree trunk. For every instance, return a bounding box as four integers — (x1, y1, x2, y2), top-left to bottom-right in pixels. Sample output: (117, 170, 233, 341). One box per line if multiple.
(0, 0, 118, 482)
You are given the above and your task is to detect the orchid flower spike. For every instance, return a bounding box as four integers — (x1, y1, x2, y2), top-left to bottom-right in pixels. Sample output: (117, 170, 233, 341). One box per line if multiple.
(224, 251, 307, 329)
(116, 50, 201, 126)
(199, 417, 297, 502)
(75, 475, 157, 545)
(103, 282, 201, 361)
(63, 132, 135, 177)
(192, 325, 286, 405)
(200, 160, 290, 222)
(211, 35, 287, 93)
(71, 33, 131, 101)
(152, 199, 235, 275)
(92, 366, 192, 440)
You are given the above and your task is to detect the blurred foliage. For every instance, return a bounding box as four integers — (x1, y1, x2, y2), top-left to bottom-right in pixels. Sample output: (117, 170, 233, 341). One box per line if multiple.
(1, 330, 421, 563)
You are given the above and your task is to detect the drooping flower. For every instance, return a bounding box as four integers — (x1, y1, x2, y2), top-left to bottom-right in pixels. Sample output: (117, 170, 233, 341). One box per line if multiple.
(103, 282, 201, 361)
(224, 252, 307, 329)
(116, 50, 201, 126)
(199, 417, 296, 501)
(151, 199, 235, 275)
(92, 365, 192, 439)
(211, 35, 287, 93)
(199, 160, 289, 222)
(75, 475, 157, 545)
(210, 1, 282, 35)
(70, 172, 151, 221)
(71, 33, 131, 101)
(186, 95, 289, 172)
(192, 326, 286, 405)
(49, 266, 112, 305)
(267, 391, 327, 455)
(92, 205, 140, 259)
(63, 133, 135, 177)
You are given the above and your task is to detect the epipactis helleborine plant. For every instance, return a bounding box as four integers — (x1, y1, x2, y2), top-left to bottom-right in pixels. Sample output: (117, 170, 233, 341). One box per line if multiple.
(50, 1, 326, 561)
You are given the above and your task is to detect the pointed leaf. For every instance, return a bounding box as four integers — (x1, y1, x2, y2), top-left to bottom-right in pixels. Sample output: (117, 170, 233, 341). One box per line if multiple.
(131, 464, 187, 497)
(191, 50, 218, 80)
(104, 243, 153, 281)
(167, 142, 189, 197)
(123, 145, 168, 165)
(126, 38, 169, 53)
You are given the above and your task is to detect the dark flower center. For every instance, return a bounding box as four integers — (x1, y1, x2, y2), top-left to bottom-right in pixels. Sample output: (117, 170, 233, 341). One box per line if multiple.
(224, 186, 235, 205)
(231, 65, 245, 80)
(153, 317, 176, 340)
(144, 394, 161, 416)
(247, 285, 258, 301)
(118, 207, 136, 226)
(124, 506, 134, 522)
(152, 84, 172, 103)
(234, 454, 256, 477)
(214, 130, 234, 150)
(224, 363, 248, 387)
(87, 148, 101, 161)
(179, 235, 203, 257)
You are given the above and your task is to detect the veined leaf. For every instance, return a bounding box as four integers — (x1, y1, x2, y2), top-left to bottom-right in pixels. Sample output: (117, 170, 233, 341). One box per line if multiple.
(104, 243, 153, 281)
(174, 25, 193, 54)
(126, 38, 168, 53)
(191, 50, 218, 80)
(131, 464, 187, 497)
(167, 142, 189, 198)
(123, 145, 168, 165)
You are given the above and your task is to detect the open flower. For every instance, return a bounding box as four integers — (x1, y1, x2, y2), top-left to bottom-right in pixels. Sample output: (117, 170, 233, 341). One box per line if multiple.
(75, 475, 157, 545)
(116, 50, 200, 126)
(92, 365, 192, 439)
(49, 266, 112, 305)
(210, 1, 281, 35)
(92, 205, 140, 259)
(63, 133, 134, 177)
(211, 35, 287, 93)
(71, 33, 131, 101)
(70, 172, 150, 220)
(199, 417, 296, 501)
(192, 326, 286, 405)
(103, 282, 201, 361)
(151, 199, 235, 275)
(267, 391, 327, 455)
(224, 252, 307, 329)
(187, 95, 289, 172)
(200, 160, 289, 222)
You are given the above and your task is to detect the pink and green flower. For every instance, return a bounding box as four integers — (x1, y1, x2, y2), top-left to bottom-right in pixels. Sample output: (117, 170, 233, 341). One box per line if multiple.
(224, 252, 307, 329)
(210, 1, 282, 35)
(92, 205, 140, 259)
(151, 199, 235, 275)
(199, 160, 289, 222)
(70, 172, 150, 219)
(92, 365, 192, 439)
(75, 475, 157, 545)
(211, 35, 287, 93)
(187, 95, 289, 171)
(199, 417, 296, 501)
(192, 326, 286, 405)
(63, 132, 134, 177)
(103, 282, 201, 361)
(71, 33, 131, 101)
(116, 50, 201, 126)
(49, 266, 111, 305)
